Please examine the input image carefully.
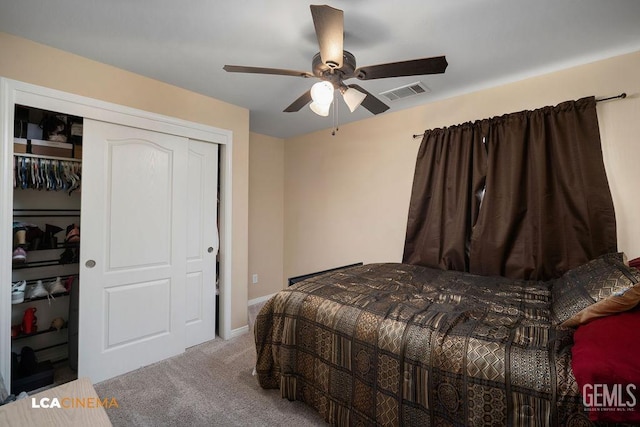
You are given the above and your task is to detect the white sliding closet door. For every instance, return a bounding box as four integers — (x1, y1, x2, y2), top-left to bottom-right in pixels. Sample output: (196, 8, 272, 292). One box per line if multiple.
(78, 119, 188, 383)
(185, 140, 219, 347)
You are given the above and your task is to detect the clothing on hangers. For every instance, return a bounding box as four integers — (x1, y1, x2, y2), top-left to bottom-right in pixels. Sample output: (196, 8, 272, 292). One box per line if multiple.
(13, 155, 81, 194)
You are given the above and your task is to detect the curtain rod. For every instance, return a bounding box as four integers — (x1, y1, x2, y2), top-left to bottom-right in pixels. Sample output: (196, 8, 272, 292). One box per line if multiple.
(412, 92, 627, 139)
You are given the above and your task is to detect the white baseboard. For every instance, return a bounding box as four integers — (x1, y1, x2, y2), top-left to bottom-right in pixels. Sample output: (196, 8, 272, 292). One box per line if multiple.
(248, 292, 277, 307)
(225, 292, 279, 339)
(230, 325, 249, 338)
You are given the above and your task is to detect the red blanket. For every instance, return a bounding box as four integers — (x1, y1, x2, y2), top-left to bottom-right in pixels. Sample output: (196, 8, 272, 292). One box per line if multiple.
(572, 309, 640, 423)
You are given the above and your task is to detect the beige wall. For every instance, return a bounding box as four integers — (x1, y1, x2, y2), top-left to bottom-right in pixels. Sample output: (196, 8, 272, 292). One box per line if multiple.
(248, 132, 285, 301)
(7, 29, 636, 311)
(284, 50, 640, 281)
(0, 32, 250, 331)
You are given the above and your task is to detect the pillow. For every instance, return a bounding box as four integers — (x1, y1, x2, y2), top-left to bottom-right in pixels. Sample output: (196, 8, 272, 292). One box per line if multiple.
(550, 253, 640, 327)
(571, 309, 640, 422)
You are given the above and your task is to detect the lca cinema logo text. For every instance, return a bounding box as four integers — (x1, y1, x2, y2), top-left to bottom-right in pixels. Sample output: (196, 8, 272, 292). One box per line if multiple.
(583, 383, 637, 411)
(31, 396, 119, 409)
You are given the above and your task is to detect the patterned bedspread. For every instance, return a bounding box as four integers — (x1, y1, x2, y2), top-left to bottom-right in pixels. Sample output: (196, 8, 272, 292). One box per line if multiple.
(254, 263, 591, 426)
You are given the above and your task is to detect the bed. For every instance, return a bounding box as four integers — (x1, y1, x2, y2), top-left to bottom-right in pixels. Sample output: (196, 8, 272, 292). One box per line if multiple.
(254, 254, 640, 426)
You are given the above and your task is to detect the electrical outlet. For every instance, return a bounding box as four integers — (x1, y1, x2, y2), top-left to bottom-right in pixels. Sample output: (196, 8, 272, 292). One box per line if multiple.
(252, 274, 258, 284)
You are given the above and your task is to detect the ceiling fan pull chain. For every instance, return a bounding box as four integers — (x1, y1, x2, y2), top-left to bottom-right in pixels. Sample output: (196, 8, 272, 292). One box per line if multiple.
(331, 91, 339, 136)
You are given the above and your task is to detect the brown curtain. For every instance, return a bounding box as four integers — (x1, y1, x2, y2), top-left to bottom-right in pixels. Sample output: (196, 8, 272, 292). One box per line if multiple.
(404, 96, 617, 281)
(403, 123, 487, 271)
(468, 96, 617, 280)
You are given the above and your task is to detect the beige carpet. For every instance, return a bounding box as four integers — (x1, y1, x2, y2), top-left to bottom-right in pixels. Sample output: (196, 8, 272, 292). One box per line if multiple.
(94, 304, 326, 426)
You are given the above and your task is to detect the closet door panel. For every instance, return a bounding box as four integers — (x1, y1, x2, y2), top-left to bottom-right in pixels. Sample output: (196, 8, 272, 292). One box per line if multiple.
(185, 272, 204, 323)
(185, 140, 218, 347)
(107, 142, 172, 269)
(79, 119, 187, 383)
(105, 278, 171, 346)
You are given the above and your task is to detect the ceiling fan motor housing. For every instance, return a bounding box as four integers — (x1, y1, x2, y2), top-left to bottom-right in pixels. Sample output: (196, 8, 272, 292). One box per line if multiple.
(313, 51, 357, 87)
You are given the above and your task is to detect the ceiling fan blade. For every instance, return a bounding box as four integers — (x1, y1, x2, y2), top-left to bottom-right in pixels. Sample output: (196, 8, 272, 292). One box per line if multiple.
(310, 5, 344, 69)
(355, 56, 448, 80)
(284, 90, 312, 112)
(223, 65, 313, 78)
(348, 84, 389, 115)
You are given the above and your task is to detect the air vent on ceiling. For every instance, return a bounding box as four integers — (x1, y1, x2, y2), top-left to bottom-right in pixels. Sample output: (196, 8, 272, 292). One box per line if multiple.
(379, 81, 430, 102)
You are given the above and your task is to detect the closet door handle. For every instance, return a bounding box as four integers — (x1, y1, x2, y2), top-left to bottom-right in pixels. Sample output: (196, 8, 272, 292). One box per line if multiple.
(85, 259, 96, 268)
(208, 247, 214, 253)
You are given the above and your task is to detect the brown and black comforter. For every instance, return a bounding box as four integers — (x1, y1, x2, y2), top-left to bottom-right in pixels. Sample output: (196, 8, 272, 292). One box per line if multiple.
(255, 263, 590, 426)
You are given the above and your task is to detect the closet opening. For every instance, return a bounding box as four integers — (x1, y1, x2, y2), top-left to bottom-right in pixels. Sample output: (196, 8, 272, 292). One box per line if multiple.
(11, 104, 82, 393)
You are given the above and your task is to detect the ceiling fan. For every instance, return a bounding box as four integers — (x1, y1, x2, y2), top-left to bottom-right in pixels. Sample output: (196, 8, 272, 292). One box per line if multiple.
(223, 4, 448, 117)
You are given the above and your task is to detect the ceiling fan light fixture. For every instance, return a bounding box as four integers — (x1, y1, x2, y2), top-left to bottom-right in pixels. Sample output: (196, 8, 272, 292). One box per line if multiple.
(224, 5, 447, 118)
(310, 101, 331, 117)
(310, 81, 334, 106)
(341, 87, 367, 112)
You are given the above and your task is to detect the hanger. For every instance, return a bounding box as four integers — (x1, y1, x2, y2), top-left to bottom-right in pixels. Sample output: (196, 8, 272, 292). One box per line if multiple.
(13, 155, 82, 193)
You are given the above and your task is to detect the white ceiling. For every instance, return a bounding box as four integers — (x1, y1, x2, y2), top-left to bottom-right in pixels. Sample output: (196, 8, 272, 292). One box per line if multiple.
(1, 1, 640, 139)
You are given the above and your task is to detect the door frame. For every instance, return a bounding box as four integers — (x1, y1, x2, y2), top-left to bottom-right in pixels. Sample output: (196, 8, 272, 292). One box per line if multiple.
(0, 78, 234, 389)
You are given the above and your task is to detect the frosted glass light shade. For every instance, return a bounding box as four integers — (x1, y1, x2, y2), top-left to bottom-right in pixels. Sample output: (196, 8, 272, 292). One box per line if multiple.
(309, 101, 330, 117)
(310, 81, 334, 105)
(342, 87, 367, 112)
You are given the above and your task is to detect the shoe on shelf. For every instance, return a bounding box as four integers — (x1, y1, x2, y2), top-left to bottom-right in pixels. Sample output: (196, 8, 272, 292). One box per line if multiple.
(13, 222, 27, 246)
(12, 247, 27, 264)
(11, 290, 24, 304)
(18, 346, 37, 378)
(14, 228, 26, 247)
(11, 280, 26, 292)
(64, 276, 75, 291)
(26, 280, 48, 299)
(59, 248, 74, 264)
(11, 280, 26, 304)
(45, 224, 63, 235)
(47, 277, 67, 295)
(25, 225, 44, 251)
(65, 224, 80, 244)
(72, 248, 80, 263)
(43, 224, 63, 249)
